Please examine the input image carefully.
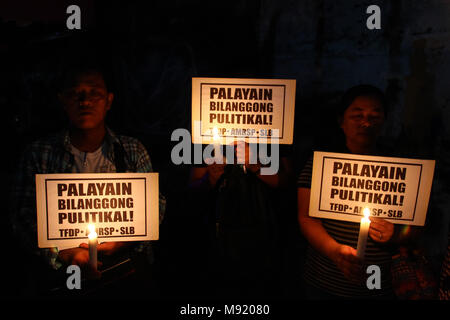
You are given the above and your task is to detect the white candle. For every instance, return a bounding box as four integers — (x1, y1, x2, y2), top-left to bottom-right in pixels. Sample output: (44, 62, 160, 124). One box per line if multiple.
(356, 208, 371, 259)
(212, 127, 221, 163)
(87, 224, 98, 270)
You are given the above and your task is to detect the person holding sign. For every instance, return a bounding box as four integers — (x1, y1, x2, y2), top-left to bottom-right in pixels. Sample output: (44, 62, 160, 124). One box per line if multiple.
(189, 141, 292, 298)
(297, 85, 401, 299)
(10, 60, 165, 294)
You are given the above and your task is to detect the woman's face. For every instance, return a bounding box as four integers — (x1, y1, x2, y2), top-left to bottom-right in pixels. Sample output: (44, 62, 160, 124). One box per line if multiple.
(339, 95, 385, 149)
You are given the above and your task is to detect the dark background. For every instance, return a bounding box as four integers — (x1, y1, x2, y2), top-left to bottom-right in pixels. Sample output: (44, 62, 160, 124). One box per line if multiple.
(0, 0, 449, 301)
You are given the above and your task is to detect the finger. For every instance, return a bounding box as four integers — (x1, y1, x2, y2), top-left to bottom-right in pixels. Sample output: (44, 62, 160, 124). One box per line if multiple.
(369, 228, 380, 240)
(369, 229, 387, 242)
(369, 222, 386, 233)
(342, 247, 362, 265)
(370, 217, 394, 231)
(369, 216, 384, 224)
(79, 243, 88, 249)
(97, 243, 112, 252)
(369, 217, 389, 229)
(370, 224, 392, 240)
(234, 140, 245, 149)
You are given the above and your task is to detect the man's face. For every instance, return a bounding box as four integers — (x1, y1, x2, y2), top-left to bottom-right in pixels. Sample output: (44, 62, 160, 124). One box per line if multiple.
(339, 95, 385, 148)
(60, 72, 113, 130)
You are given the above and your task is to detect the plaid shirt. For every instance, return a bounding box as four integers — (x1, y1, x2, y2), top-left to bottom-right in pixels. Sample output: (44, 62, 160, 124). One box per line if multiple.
(10, 127, 165, 269)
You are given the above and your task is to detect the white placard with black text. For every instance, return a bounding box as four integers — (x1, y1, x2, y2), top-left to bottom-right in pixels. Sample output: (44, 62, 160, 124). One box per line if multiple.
(36, 172, 159, 249)
(309, 151, 435, 226)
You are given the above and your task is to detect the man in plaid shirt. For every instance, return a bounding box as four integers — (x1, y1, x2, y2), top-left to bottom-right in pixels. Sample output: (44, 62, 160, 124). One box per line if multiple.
(10, 63, 165, 291)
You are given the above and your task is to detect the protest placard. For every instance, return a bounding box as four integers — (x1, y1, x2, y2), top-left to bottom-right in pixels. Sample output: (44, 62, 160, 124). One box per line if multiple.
(309, 152, 435, 226)
(191, 77, 296, 144)
(35, 173, 159, 249)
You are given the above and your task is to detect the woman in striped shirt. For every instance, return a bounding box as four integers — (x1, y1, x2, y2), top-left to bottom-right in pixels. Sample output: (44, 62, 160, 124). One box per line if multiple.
(297, 85, 397, 299)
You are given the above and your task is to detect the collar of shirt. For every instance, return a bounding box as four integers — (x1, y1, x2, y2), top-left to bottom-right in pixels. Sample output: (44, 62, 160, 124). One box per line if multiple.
(61, 126, 121, 166)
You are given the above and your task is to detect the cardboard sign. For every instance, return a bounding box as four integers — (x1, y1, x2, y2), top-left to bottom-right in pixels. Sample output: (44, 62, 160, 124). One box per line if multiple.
(36, 173, 159, 249)
(191, 77, 296, 144)
(309, 152, 435, 226)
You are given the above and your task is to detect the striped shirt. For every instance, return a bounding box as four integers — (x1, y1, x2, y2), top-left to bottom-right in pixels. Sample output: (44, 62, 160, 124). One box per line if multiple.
(298, 155, 394, 298)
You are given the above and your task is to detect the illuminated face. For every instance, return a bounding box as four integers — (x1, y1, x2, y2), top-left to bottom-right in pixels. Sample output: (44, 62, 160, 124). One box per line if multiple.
(339, 95, 385, 148)
(60, 72, 113, 130)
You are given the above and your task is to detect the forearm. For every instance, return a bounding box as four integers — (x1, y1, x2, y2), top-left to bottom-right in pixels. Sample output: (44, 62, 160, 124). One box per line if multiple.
(248, 164, 283, 188)
(254, 170, 279, 187)
(298, 187, 340, 261)
(250, 157, 291, 188)
(188, 172, 211, 189)
(299, 215, 340, 261)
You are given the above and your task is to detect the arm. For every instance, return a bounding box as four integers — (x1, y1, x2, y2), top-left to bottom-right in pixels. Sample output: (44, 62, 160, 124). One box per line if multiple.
(189, 162, 226, 190)
(236, 141, 291, 188)
(247, 157, 291, 188)
(297, 187, 341, 259)
(297, 187, 363, 282)
(9, 145, 63, 270)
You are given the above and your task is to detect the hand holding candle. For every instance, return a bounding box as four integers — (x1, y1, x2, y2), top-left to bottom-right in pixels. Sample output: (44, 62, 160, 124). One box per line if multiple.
(356, 207, 371, 259)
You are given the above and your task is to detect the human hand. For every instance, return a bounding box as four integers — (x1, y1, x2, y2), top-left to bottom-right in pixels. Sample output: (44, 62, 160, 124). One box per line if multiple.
(369, 217, 394, 243)
(58, 247, 101, 279)
(332, 244, 364, 283)
(79, 241, 129, 256)
(234, 141, 258, 167)
(206, 163, 226, 186)
(58, 247, 90, 266)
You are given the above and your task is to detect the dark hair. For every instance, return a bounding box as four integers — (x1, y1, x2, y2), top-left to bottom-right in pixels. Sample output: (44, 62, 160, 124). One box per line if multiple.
(59, 58, 113, 92)
(336, 84, 388, 118)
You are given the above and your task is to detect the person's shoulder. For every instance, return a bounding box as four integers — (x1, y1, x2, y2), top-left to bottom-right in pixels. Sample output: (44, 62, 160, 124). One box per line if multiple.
(115, 134, 146, 149)
(25, 132, 64, 154)
(115, 134, 142, 146)
(113, 134, 150, 160)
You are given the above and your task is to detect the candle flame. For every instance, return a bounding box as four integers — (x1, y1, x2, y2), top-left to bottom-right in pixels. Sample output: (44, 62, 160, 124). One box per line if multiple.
(212, 127, 220, 141)
(87, 224, 97, 239)
(363, 207, 370, 218)
(87, 223, 95, 233)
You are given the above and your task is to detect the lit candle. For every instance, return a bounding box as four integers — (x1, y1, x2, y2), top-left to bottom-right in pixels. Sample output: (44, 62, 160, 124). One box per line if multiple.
(212, 127, 221, 163)
(87, 224, 98, 270)
(356, 208, 371, 259)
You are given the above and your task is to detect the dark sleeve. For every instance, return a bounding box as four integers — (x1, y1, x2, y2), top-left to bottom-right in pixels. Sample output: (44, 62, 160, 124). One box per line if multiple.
(297, 155, 313, 189)
(9, 144, 39, 252)
(9, 144, 62, 269)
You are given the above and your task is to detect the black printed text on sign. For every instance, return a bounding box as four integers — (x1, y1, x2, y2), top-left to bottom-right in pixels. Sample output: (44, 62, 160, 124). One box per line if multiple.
(192, 78, 296, 144)
(309, 152, 435, 226)
(36, 173, 159, 249)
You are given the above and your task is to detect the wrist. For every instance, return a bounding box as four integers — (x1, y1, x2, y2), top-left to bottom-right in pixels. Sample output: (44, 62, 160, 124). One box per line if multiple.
(247, 163, 261, 175)
(327, 241, 342, 264)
